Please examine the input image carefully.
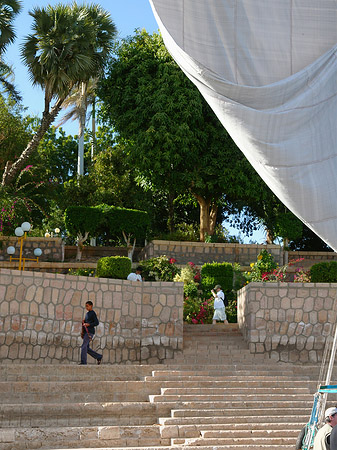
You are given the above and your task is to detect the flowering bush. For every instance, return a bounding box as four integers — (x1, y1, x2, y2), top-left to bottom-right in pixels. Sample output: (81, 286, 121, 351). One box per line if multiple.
(294, 267, 311, 282)
(140, 255, 180, 281)
(184, 296, 214, 324)
(245, 250, 278, 282)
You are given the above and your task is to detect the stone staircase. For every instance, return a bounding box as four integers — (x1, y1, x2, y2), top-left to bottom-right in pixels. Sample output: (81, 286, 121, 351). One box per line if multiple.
(0, 323, 324, 450)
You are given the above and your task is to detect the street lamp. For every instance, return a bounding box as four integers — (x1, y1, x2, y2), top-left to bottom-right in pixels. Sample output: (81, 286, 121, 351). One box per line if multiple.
(7, 222, 43, 271)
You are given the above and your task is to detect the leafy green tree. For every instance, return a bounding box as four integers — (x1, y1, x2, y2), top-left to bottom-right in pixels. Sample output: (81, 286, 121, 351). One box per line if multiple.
(98, 30, 258, 241)
(1, 3, 116, 186)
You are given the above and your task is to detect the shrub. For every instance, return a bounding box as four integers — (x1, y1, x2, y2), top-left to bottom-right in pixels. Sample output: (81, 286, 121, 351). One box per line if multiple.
(68, 268, 95, 277)
(201, 262, 233, 294)
(245, 250, 278, 283)
(184, 297, 214, 324)
(310, 261, 337, 283)
(140, 255, 179, 281)
(96, 256, 131, 279)
(184, 282, 199, 298)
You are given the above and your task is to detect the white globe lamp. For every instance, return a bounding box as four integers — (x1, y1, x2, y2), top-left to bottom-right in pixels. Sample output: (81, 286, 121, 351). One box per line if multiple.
(21, 222, 31, 232)
(34, 248, 42, 257)
(7, 246, 15, 255)
(14, 227, 24, 237)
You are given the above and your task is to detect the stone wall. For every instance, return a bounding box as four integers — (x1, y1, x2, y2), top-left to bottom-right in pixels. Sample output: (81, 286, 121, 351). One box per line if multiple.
(0, 269, 183, 364)
(0, 237, 64, 263)
(140, 240, 283, 267)
(237, 282, 336, 363)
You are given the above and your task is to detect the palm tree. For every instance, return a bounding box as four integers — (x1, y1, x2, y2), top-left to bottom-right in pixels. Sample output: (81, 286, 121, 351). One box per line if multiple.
(1, 2, 117, 186)
(0, 0, 22, 100)
(58, 77, 99, 175)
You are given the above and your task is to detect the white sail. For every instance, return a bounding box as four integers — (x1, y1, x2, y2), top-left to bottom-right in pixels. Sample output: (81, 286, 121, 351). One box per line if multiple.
(150, 0, 337, 250)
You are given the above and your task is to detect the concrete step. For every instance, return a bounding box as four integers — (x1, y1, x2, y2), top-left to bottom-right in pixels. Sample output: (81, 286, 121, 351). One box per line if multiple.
(159, 414, 309, 426)
(171, 436, 297, 445)
(0, 425, 167, 450)
(160, 387, 311, 395)
(149, 393, 313, 403)
(170, 407, 311, 418)
(0, 402, 171, 427)
(159, 420, 307, 439)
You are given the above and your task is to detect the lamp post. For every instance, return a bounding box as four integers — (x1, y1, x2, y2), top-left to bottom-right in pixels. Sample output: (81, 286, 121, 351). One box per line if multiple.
(7, 222, 42, 271)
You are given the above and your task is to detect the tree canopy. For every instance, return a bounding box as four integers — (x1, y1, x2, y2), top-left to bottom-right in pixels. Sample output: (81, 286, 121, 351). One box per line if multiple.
(98, 30, 259, 241)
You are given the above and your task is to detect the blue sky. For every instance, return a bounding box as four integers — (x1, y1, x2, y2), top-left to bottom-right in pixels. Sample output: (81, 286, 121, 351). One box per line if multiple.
(6, 0, 266, 244)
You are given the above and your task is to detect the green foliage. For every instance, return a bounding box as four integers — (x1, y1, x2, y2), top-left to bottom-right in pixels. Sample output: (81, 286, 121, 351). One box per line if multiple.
(183, 282, 199, 298)
(64, 206, 103, 237)
(201, 262, 234, 294)
(98, 30, 259, 239)
(96, 256, 131, 279)
(310, 261, 337, 283)
(226, 292, 238, 323)
(68, 268, 95, 277)
(102, 205, 150, 242)
(140, 255, 179, 281)
(245, 249, 278, 282)
(183, 297, 214, 324)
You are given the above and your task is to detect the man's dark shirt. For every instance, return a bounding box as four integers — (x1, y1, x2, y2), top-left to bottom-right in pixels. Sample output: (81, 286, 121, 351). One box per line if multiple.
(84, 310, 99, 335)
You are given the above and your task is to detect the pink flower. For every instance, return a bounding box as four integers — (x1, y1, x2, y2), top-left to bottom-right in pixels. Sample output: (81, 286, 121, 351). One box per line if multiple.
(169, 258, 176, 264)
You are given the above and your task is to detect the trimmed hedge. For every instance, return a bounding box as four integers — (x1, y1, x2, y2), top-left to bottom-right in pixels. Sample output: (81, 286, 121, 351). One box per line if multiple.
(64, 206, 103, 236)
(201, 262, 233, 294)
(65, 204, 150, 242)
(310, 261, 337, 283)
(96, 256, 131, 279)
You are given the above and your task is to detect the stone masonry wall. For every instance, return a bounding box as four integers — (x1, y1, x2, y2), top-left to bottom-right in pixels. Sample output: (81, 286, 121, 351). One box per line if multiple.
(0, 269, 183, 364)
(0, 237, 64, 263)
(139, 240, 283, 267)
(237, 282, 337, 363)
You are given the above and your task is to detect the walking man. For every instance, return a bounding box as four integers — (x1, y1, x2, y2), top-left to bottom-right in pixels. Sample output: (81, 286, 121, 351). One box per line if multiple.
(79, 301, 102, 365)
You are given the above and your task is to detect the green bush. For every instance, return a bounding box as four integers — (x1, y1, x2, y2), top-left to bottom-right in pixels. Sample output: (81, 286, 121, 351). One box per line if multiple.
(96, 256, 131, 279)
(201, 262, 234, 294)
(64, 206, 103, 237)
(184, 282, 199, 298)
(310, 261, 337, 283)
(140, 255, 179, 281)
(102, 205, 150, 242)
(68, 268, 96, 277)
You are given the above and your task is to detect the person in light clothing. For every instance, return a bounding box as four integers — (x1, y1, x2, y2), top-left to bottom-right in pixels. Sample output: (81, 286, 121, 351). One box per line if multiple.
(313, 406, 337, 450)
(211, 284, 228, 324)
(127, 266, 143, 282)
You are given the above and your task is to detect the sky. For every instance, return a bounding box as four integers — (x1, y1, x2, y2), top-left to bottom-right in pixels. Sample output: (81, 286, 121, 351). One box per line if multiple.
(6, 0, 266, 244)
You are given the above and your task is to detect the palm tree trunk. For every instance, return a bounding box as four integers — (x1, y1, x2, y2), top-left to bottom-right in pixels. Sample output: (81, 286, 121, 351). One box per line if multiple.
(91, 96, 96, 161)
(1, 97, 65, 186)
(77, 82, 87, 176)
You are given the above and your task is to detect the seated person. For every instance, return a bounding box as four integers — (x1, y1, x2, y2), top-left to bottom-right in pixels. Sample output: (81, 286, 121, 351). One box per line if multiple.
(127, 266, 143, 281)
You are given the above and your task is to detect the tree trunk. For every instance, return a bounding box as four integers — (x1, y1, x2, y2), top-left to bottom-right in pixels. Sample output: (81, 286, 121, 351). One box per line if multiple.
(77, 82, 87, 176)
(266, 228, 274, 244)
(193, 194, 218, 241)
(122, 231, 136, 262)
(76, 231, 89, 262)
(2, 97, 65, 186)
(167, 191, 175, 233)
(91, 96, 96, 161)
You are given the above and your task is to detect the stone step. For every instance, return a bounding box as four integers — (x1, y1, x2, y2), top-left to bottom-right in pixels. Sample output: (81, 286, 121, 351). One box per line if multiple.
(0, 364, 156, 382)
(160, 387, 311, 395)
(0, 425, 167, 450)
(159, 414, 309, 426)
(0, 402, 171, 427)
(4, 446, 296, 450)
(170, 406, 311, 418)
(149, 393, 313, 403)
(159, 420, 307, 439)
(0, 380, 163, 404)
(145, 374, 313, 382)
(171, 436, 296, 445)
